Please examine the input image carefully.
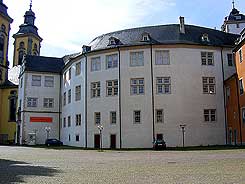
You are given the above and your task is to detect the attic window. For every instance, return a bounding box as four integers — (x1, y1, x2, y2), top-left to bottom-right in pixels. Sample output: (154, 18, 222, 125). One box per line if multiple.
(141, 33, 150, 42)
(202, 33, 209, 42)
(108, 37, 119, 46)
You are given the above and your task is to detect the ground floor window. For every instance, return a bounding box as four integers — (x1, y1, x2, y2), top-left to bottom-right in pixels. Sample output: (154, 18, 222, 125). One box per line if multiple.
(76, 135, 79, 142)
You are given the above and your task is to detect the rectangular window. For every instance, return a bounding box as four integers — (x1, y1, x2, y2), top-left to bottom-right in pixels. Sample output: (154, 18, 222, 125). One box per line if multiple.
(95, 112, 101, 124)
(68, 68, 71, 80)
(106, 80, 118, 96)
(91, 82, 100, 98)
(91, 57, 101, 71)
(156, 109, 164, 123)
(63, 92, 66, 106)
(75, 85, 81, 101)
(44, 76, 54, 87)
(31, 75, 41, 86)
(130, 78, 144, 95)
(204, 109, 216, 122)
(75, 62, 81, 76)
(203, 77, 215, 94)
(110, 111, 116, 124)
(155, 50, 170, 65)
(156, 77, 171, 94)
(226, 87, 231, 101)
(130, 51, 144, 66)
(63, 117, 66, 128)
(239, 49, 243, 63)
(201, 52, 214, 65)
(239, 79, 244, 95)
(76, 114, 81, 126)
(106, 54, 118, 69)
(68, 116, 71, 127)
(227, 54, 233, 66)
(242, 108, 245, 124)
(134, 110, 141, 124)
(68, 89, 71, 103)
(27, 97, 38, 107)
(43, 98, 54, 108)
(76, 135, 80, 142)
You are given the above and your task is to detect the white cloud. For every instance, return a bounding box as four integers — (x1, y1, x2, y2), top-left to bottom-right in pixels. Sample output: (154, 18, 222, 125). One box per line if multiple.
(6, 0, 176, 65)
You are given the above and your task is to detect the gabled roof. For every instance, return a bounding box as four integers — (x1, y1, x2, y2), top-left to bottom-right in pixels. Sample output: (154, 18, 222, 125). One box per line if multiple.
(89, 24, 239, 51)
(24, 55, 64, 73)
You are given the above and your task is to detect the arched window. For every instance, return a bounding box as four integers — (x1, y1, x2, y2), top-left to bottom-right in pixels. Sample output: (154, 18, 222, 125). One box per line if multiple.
(0, 35, 4, 64)
(1, 24, 6, 33)
(34, 43, 37, 49)
(18, 50, 25, 65)
(19, 41, 25, 49)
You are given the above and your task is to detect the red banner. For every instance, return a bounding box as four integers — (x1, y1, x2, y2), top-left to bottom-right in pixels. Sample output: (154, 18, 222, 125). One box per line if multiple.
(30, 117, 53, 123)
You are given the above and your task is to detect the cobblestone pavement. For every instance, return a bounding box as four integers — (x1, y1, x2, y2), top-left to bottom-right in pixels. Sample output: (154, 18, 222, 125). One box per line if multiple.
(0, 146, 245, 184)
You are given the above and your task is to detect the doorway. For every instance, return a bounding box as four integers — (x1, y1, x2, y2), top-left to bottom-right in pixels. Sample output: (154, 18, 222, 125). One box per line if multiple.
(110, 134, 116, 149)
(94, 134, 100, 148)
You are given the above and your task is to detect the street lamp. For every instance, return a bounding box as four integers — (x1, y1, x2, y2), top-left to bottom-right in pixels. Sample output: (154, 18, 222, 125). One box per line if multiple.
(45, 126, 51, 140)
(180, 124, 186, 148)
(97, 125, 103, 150)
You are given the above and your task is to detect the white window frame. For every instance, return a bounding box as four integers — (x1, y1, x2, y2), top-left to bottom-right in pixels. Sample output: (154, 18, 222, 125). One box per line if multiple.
(94, 112, 101, 124)
(31, 75, 41, 86)
(27, 97, 38, 107)
(106, 80, 118, 96)
(227, 54, 233, 67)
(91, 57, 101, 71)
(155, 50, 170, 65)
(43, 98, 54, 108)
(156, 77, 171, 94)
(130, 51, 144, 67)
(201, 52, 214, 66)
(204, 109, 216, 122)
(106, 54, 118, 69)
(75, 62, 81, 76)
(75, 85, 81, 101)
(156, 109, 164, 123)
(91, 82, 100, 98)
(44, 76, 54, 87)
(133, 110, 141, 124)
(110, 111, 117, 124)
(76, 114, 81, 126)
(203, 77, 216, 94)
(130, 78, 144, 95)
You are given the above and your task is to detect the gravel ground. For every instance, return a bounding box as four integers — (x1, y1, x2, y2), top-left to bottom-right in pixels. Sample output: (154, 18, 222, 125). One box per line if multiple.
(0, 146, 245, 184)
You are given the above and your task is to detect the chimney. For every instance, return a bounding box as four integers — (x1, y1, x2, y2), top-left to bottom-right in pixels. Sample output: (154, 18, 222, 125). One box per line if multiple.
(179, 16, 185, 34)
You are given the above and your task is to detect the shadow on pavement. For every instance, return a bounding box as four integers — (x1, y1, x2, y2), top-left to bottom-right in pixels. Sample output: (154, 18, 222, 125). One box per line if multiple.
(0, 159, 60, 183)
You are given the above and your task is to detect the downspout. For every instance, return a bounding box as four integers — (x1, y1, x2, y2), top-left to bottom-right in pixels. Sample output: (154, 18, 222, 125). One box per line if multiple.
(235, 74, 243, 145)
(85, 54, 88, 148)
(117, 46, 122, 149)
(220, 47, 228, 145)
(58, 72, 62, 140)
(150, 44, 155, 142)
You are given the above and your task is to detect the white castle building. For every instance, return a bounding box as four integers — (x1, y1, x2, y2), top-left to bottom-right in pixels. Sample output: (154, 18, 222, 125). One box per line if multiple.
(17, 5, 245, 148)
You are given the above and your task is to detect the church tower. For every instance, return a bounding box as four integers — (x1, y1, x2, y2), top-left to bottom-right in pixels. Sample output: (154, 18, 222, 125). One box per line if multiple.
(12, 1, 42, 66)
(221, 0, 245, 34)
(0, 0, 13, 84)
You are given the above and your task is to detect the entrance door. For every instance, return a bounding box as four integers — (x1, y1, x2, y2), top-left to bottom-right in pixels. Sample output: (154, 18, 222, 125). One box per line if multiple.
(156, 134, 163, 140)
(110, 134, 116, 149)
(94, 134, 100, 148)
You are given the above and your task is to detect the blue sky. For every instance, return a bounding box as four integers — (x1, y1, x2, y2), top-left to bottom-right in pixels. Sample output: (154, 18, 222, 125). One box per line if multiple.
(5, 0, 245, 66)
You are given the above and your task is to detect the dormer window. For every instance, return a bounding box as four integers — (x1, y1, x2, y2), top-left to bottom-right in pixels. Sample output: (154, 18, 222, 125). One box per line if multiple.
(108, 37, 118, 46)
(82, 45, 91, 53)
(202, 33, 209, 42)
(141, 32, 150, 42)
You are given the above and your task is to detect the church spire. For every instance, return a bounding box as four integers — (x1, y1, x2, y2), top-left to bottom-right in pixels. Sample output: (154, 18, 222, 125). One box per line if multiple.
(29, 0, 32, 10)
(232, 0, 235, 9)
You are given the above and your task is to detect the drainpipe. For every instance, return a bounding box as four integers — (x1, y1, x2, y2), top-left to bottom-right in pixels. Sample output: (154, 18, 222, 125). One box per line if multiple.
(150, 44, 155, 142)
(117, 46, 122, 149)
(85, 54, 88, 148)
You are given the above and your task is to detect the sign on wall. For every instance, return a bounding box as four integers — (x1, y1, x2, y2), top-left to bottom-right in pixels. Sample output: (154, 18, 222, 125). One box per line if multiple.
(30, 117, 53, 123)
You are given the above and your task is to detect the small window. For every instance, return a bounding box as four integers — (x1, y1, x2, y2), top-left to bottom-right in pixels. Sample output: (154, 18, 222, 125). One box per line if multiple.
(134, 110, 141, 124)
(155, 50, 170, 65)
(27, 97, 38, 107)
(227, 54, 233, 66)
(130, 52, 144, 67)
(201, 52, 214, 65)
(76, 135, 80, 142)
(226, 87, 231, 101)
(76, 114, 81, 126)
(91, 57, 101, 71)
(156, 109, 164, 123)
(106, 54, 118, 69)
(239, 79, 244, 95)
(31, 75, 41, 86)
(130, 78, 144, 95)
(91, 82, 100, 98)
(43, 98, 54, 108)
(63, 92, 66, 106)
(141, 33, 150, 42)
(94, 112, 101, 124)
(68, 116, 71, 127)
(239, 50, 243, 63)
(204, 109, 216, 122)
(75, 85, 81, 101)
(44, 76, 54, 87)
(202, 33, 209, 42)
(106, 80, 118, 96)
(63, 117, 66, 128)
(203, 77, 215, 94)
(68, 89, 71, 103)
(75, 62, 81, 76)
(110, 111, 117, 124)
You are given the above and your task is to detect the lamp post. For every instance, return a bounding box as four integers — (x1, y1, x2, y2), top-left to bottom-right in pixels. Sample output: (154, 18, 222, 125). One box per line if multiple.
(45, 126, 51, 140)
(180, 124, 186, 148)
(97, 125, 103, 150)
